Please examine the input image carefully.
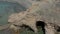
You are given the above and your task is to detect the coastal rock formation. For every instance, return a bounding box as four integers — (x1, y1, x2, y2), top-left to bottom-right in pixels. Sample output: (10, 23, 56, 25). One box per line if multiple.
(8, 0, 60, 34)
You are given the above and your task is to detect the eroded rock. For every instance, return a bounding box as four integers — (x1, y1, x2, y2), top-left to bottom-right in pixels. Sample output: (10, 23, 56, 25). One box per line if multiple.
(8, 0, 60, 34)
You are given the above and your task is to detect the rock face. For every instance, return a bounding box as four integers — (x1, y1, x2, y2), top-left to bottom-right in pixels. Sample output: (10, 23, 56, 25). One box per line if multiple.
(8, 0, 60, 34)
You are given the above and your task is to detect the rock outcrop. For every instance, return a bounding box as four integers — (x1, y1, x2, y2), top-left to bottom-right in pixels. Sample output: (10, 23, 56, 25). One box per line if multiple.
(8, 0, 60, 34)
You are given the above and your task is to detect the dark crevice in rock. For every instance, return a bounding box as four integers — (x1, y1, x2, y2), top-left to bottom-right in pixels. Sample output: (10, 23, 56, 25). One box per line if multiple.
(36, 21, 45, 34)
(57, 26, 60, 32)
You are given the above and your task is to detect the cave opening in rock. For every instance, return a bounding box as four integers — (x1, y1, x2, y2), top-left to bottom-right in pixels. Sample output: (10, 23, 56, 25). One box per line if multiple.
(36, 21, 45, 34)
(56, 26, 60, 32)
